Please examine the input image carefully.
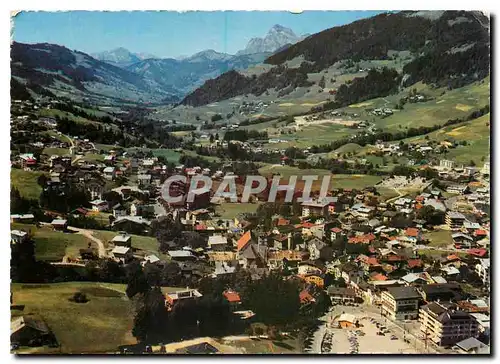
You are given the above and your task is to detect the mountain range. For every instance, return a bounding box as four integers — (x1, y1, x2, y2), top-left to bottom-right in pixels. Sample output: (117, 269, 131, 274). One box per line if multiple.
(91, 47, 158, 67)
(10, 14, 490, 108)
(10, 42, 179, 104)
(237, 24, 306, 55)
(12, 24, 304, 103)
(181, 10, 490, 107)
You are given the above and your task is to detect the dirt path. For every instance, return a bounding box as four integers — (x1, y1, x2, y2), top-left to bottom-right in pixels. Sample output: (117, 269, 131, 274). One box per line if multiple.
(67, 226, 107, 258)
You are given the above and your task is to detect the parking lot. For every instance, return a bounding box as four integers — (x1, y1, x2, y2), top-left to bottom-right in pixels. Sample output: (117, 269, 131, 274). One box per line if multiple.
(323, 315, 420, 354)
(313, 303, 444, 354)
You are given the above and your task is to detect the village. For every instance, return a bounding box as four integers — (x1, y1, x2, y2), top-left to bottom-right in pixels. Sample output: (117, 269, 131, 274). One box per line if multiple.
(10, 93, 491, 355)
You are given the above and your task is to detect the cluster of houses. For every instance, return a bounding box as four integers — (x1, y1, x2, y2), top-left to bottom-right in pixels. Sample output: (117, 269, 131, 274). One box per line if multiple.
(10, 98, 490, 354)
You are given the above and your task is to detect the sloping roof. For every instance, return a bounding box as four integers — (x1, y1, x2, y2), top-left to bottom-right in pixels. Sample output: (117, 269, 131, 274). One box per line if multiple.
(432, 276, 447, 284)
(11, 316, 50, 335)
(407, 259, 423, 268)
(144, 254, 160, 263)
(223, 290, 241, 303)
(168, 250, 194, 258)
(299, 290, 315, 304)
(405, 228, 420, 237)
(112, 246, 130, 255)
(455, 337, 489, 352)
(237, 231, 252, 251)
(371, 272, 388, 281)
(386, 286, 421, 300)
(327, 286, 357, 297)
(467, 248, 487, 257)
(338, 313, 356, 323)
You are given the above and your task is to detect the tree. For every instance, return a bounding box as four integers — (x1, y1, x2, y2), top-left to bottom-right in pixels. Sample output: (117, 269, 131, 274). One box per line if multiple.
(209, 134, 215, 143)
(126, 261, 150, 299)
(183, 231, 206, 249)
(37, 174, 48, 188)
(70, 292, 89, 303)
(242, 272, 300, 326)
(318, 76, 326, 89)
(132, 287, 169, 344)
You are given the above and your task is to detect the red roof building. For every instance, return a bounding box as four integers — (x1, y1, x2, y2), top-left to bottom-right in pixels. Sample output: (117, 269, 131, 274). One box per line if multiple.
(405, 228, 420, 237)
(237, 231, 252, 251)
(223, 290, 241, 303)
(299, 289, 315, 304)
(467, 248, 488, 257)
(407, 259, 423, 269)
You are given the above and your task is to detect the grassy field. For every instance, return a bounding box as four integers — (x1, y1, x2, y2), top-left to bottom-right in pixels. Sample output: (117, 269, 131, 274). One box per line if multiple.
(11, 168, 46, 200)
(376, 186, 400, 201)
(11, 223, 95, 261)
(93, 230, 164, 258)
(258, 164, 383, 190)
(375, 77, 490, 132)
(80, 153, 105, 163)
(42, 147, 70, 156)
(269, 123, 357, 149)
(399, 112, 490, 165)
(416, 249, 468, 259)
(11, 282, 135, 354)
(423, 229, 454, 248)
(215, 202, 261, 219)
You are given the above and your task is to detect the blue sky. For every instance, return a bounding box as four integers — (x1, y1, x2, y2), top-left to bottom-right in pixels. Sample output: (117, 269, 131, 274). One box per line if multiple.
(12, 11, 385, 58)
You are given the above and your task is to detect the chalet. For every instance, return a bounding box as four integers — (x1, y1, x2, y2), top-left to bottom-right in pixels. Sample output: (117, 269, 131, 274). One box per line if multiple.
(130, 202, 155, 217)
(90, 199, 108, 212)
(327, 286, 359, 305)
(307, 238, 326, 260)
(208, 235, 229, 251)
(418, 283, 463, 303)
(168, 250, 197, 261)
(11, 230, 28, 244)
(301, 200, 329, 217)
(405, 228, 422, 242)
(112, 216, 151, 234)
(475, 259, 490, 288)
(103, 166, 116, 180)
(10, 214, 35, 224)
(341, 262, 364, 284)
(165, 289, 203, 311)
(111, 232, 132, 247)
(223, 290, 241, 311)
(446, 211, 467, 230)
(143, 254, 161, 265)
(330, 227, 343, 241)
(51, 219, 67, 231)
(452, 233, 474, 248)
(112, 204, 127, 218)
(272, 233, 292, 250)
(239, 243, 268, 269)
(111, 246, 132, 262)
(11, 316, 54, 347)
(18, 153, 37, 169)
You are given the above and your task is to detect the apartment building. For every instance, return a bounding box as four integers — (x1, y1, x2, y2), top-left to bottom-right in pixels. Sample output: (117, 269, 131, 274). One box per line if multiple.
(419, 302, 479, 347)
(475, 259, 490, 291)
(381, 286, 421, 320)
(445, 211, 467, 230)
